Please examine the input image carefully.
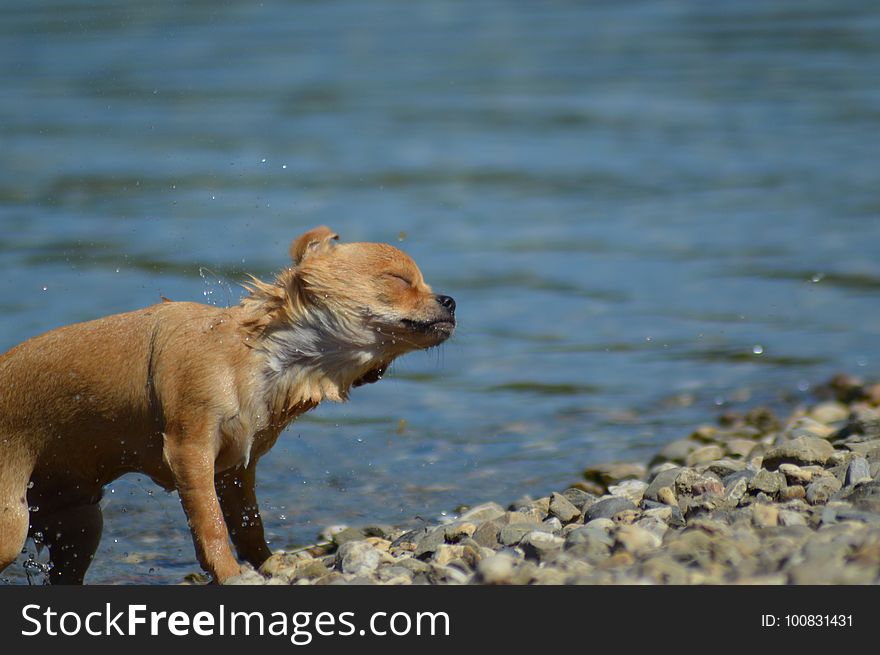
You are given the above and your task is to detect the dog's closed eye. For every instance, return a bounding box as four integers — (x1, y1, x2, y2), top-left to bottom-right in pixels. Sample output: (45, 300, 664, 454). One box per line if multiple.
(385, 273, 413, 288)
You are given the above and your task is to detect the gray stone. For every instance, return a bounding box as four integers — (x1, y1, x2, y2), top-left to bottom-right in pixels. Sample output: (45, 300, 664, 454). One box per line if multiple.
(394, 557, 432, 575)
(748, 469, 787, 495)
(413, 527, 448, 557)
(499, 523, 553, 547)
(471, 521, 501, 548)
(362, 525, 397, 540)
(224, 565, 266, 586)
(763, 436, 835, 469)
(704, 459, 747, 478)
(805, 477, 843, 505)
(849, 406, 880, 439)
(724, 475, 750, 504)
(520, 531, 565, 561)
(583, 496, 637, 522)
(542, 516, 563, 532)
(336, 541, 381, 576)
(476, 553, 517, 584)
(561, 488, 599, 509)
(608, 479, 649, 505)
(675, 469, 723, 497)
(332, 527, 367, 546)
(643, 467, 682, 503)
(615, 524, 661, 555)
(564, 527, 613, 559)
(459, 502, 506, 523)
(784, 417, 836, 440)
(443, 521, 477, 542)
(778, 510, 807, 527)
(390, 529, 422, 549)
(549, 492, 581, 523)
(846, 457, 872, 486)
(686, 445, 725, 467)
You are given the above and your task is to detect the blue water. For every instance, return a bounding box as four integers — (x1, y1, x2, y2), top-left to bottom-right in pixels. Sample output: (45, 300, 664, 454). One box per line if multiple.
(1, 0, 878, 583)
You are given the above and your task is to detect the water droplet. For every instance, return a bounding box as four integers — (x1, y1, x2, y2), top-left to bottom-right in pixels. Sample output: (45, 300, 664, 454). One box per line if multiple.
(857, 356, 868, 367)
(260, 158, 267, 163)
(797, 380, 810, 392)
(281, 164, 287, 169)
(41, 286, 47, 292)
(27, 481, 34, 489)
(752, 344, 764, 355)
(810, 272, 825, 283)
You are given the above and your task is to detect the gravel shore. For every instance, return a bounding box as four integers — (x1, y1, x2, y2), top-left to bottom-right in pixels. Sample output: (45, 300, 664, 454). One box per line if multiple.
(223, 374, 880, 585)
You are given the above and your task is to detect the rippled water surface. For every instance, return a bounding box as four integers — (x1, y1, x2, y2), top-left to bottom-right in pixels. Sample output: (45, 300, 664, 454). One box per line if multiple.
(2, 0, 879, 583)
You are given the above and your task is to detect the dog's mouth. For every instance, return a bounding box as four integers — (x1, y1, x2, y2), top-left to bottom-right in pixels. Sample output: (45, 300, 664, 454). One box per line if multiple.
(399, 317, 456, 337)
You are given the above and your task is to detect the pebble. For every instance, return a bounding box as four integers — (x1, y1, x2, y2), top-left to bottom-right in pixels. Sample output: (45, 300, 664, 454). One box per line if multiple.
(778, 463, 812, 485)
(615, 524, 661, 555)
(413, 527, 447, 557)
(748, 469, 787, 496)
(332, 527, 367, 546)
(643, 467, 682, 502)
(762, 436, 836, 469)
(232, 375, 880, 588)
(582, 461, 646, 488)
(336, 541, 382, 576)
(752, 504, 779, 528)
(778, 485, 806, 502)
(543, 516, 563, 532)
(459, 502, 506, 522)
(675, 469, 723, 497)
(471, 521, 501, 548)
(499, 523, 553, 547)
(549, 492, 581, 522)
(520, 531, 565, 561)
(805, 477, 843, 505)
(608, 479, 649, 505)
(560, 487, 597, 508)
(476, 553, 517, 584)
(686, 445, 725, 467)
(444, 521, 477, 541)
(583, 496, 637, 522)
(725, 439, 760, 458)
(809, 401, 850, 424)
(846, 458, 872, 486)
(658, 487, 678, 506)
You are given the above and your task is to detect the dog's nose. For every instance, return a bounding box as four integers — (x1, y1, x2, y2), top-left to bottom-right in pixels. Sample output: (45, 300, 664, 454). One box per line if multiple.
(436, 295, 456, 315)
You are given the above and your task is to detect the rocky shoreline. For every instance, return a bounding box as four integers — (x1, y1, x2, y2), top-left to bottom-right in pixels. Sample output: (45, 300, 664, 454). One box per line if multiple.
(223, 374, 880, 585)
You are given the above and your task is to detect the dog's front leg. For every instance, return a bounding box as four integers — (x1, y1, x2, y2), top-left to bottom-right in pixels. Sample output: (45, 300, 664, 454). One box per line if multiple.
(164, 427, 241, 583)
(216, 462, 272, 570)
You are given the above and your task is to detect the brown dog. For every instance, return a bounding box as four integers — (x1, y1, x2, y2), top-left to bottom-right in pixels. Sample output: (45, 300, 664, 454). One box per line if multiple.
(0, 227, 455, 584)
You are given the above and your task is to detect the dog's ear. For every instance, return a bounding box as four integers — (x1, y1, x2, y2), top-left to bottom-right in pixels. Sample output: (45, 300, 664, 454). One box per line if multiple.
(290, 226, 339, 265)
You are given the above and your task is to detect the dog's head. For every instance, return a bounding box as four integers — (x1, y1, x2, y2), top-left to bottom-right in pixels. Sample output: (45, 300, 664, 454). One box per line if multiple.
(253, 226, 454, 390)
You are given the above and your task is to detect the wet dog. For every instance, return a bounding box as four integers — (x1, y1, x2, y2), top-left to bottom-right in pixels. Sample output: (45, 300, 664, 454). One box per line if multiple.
(0, 227, 455, 583)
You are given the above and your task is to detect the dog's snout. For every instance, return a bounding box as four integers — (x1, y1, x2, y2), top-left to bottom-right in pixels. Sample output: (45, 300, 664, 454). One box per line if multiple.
(436, 295, 456, 315)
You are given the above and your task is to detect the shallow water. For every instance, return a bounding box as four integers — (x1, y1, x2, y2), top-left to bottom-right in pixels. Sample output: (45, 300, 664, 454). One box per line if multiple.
(1, 0, 878, 583)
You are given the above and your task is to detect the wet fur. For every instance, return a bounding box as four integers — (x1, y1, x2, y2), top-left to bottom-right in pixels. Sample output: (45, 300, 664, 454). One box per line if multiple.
(0, 227, 454, 583)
